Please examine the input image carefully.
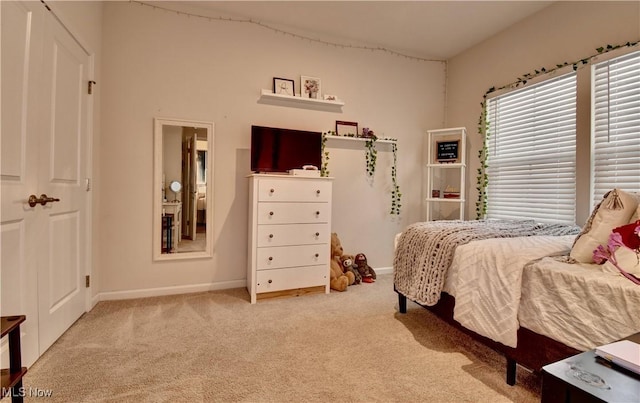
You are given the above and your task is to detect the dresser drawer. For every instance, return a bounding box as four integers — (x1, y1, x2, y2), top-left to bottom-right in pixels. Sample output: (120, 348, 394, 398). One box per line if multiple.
(256, 265, 328, 293)
(256, 244, 329, 270)
(257, 223, 329, 247)
(258, 179, 331, 202)
(257, 202, 329, 224)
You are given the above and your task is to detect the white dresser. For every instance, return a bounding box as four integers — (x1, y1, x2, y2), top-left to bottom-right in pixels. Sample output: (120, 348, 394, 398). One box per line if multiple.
(247, 174, 332, 304)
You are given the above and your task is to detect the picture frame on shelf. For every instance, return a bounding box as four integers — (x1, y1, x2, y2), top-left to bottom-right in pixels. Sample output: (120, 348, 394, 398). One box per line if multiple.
(336, 120, 358, 136)
(435, 140, 460, 163)
(301, 75, 321, 99)
(273, 77, 295, 96)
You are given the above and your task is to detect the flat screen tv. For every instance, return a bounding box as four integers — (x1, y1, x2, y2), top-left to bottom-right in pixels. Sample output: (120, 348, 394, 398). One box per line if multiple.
(251, 125, 322, 173)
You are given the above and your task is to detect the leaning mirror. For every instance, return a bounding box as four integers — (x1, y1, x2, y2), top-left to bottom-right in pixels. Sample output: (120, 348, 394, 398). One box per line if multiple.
(153, 118, 214, 260)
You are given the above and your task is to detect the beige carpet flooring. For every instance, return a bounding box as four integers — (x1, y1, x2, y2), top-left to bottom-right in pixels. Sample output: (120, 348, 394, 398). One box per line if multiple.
(20, 274, 541, 402)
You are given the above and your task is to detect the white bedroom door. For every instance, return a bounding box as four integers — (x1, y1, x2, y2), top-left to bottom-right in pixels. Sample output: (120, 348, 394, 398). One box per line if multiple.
(181, 133, 198, 240)
(35, 5, 90, 355)
(0, 0, 90, 365)
(189, 134, 198, 240)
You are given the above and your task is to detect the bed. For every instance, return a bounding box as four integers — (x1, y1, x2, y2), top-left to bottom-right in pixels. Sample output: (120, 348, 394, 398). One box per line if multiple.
(393, 214, 640, 385)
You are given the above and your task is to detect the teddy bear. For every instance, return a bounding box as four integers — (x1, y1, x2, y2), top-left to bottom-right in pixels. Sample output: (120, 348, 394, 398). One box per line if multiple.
(340, 254, 362, 284)
(330, 233, 356, 291)
(354, 253, 376, 283)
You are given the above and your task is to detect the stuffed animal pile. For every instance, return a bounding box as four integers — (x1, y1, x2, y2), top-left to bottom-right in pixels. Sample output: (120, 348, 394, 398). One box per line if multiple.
(330, 233, 376, 291)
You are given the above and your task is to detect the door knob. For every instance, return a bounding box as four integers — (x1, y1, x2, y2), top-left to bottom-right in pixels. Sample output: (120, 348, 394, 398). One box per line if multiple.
(28, 194, 60, 208)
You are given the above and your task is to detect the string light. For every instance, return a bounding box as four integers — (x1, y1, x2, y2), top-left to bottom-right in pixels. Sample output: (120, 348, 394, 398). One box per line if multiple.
(131, 0, 443, 63)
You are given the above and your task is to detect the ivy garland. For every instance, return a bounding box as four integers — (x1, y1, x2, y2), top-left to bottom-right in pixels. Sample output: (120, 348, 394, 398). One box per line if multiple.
(320, 133, 330, 177)
(364, 138, 378, 176)
(390, 142, 402, 215)
(321, 131, 401, 215)
(475, 41, 639, 220)
(475, 98, 489, 220)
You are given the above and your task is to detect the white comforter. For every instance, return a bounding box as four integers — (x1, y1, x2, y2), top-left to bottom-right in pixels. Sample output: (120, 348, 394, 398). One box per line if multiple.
(520, 256, 640, 351)
(449, 235, 577, 348)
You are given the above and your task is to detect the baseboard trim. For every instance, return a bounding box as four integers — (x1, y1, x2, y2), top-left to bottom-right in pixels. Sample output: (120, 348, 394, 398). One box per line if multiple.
(91, 293, 101, 308)
(375, 266, 393, 275)
(93, 270, 391, 303)
(96, 280, 246, 302)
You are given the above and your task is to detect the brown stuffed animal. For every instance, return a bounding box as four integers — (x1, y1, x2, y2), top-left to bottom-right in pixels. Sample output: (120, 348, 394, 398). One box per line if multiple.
(341, 254, 361, 284)
(354, 253, 376, 283)
(330, 233, 356, 291)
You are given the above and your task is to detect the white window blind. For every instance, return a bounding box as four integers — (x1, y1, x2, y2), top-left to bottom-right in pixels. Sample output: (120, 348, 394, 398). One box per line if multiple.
(486, 72, 577, 224)
(593, 50, 640, 204)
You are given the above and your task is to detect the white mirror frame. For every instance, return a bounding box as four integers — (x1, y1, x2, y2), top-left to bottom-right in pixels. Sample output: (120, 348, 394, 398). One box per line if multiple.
(153, 117, 214, 261)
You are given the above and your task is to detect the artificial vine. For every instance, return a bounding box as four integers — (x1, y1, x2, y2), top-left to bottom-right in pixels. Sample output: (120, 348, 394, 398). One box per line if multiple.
(475, 41, 639, 220)
(475, 97, 489, 219)
(321, 132, 330, 177)
(321, 130, 401, 215)
(390, 142, 402, 215)
(364, 137, 377, 176)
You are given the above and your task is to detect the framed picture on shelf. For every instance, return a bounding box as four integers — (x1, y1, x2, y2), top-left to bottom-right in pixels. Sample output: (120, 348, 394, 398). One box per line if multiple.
(435, 140, 460, 163)
(301, 75, 321, 99)
(273, 77, 295, 96)
(336, 120, 358, 136)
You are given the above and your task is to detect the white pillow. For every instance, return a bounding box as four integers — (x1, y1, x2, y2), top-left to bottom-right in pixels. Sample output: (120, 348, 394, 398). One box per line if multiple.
(632, 203, 640, 222)
(603, 246, 640, 279)
(570, 189, 639, 263)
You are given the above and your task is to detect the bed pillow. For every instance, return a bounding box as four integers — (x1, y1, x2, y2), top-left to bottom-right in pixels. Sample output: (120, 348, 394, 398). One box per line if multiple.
(603, 245, 640, 280)
(632, 203, 640, 222)
(613, 220, 640, 250)
(570, 189, 639, 263)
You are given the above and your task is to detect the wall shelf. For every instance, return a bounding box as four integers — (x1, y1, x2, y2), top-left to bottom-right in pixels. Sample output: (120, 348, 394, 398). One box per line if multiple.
(426, 163, 466, 168)
(258, 89, 344, 112)
(325, 134, 396, 144)
(424, 197, 466, 203)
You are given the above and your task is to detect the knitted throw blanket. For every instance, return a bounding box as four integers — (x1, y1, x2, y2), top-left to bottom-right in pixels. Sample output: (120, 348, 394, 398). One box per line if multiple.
(393, 220, 580, 306)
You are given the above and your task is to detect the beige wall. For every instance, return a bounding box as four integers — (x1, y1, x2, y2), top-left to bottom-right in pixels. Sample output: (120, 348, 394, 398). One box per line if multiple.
(446, 1, 640, 224)
(44, 1, 639, 299)
(98, 2, 445, 295)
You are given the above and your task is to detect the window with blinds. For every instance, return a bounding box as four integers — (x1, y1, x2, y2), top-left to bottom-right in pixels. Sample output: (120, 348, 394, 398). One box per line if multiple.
(485, 72, 577, 224)
(592, 50, 640, 205)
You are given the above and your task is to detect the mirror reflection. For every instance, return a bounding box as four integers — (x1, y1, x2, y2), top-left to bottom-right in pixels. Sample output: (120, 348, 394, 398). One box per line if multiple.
(154, 118, 214, 260)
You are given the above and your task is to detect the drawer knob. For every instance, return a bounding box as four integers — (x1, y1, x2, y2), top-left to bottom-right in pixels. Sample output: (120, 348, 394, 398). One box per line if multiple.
(315, 211, 320, 215)
(269, 211, 274, 216)
(315, 253, 319, 258)
(269, 234, 274, 239)
(315, 232, 320, 237)
(268, 279, 273, 284)
(268, 256, 273, 261)
(316, 190, 321, 195)
(269, 188, 275, 194)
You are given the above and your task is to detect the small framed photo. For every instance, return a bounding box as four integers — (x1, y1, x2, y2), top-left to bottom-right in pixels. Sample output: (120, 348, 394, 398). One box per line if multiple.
(436, 140, 460, 163)
(336, 120, 358, 136)
(301, 76, 321, 99)
(273, 77, 295, 96)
